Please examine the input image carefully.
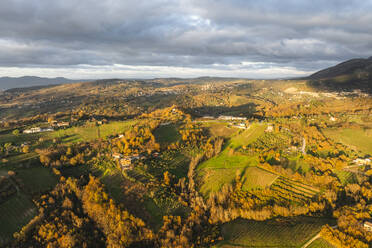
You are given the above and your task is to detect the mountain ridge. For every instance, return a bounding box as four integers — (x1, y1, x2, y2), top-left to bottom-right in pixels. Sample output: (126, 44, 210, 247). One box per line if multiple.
(0, 76, 86, 90)
(307, 56, 372, 92)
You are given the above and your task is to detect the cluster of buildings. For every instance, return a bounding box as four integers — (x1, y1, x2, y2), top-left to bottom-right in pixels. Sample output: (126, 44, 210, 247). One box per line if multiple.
(217, 115, 247, 121)
(23, 127, 53, 134)
(265, 125, 274, 132)
(112, 152, 147, 170)
(353, 158, 371, 166)
(231, 123, 249, 129)
(50, 120, 70, 128)
(364, 221, 372, 232)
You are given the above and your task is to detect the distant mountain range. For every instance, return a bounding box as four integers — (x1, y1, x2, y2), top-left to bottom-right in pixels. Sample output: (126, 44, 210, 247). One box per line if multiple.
(307, 56, 372, 92)
(0, 76, 86, 90)
(1, 57, 372, 92)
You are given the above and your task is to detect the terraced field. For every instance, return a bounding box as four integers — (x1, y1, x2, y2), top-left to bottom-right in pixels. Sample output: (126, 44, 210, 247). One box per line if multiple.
(270, 176, 319, 204)
(335, 170, 357, 185)
(215, 217, 336, 248)
(0, 194, 37, 246)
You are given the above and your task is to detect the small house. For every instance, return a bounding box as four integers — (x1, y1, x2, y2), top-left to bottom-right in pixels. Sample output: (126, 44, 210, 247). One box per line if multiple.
(363, 221, 372, 232)
(265, 125, 273, 132)
(57, 122, 70, 128)
(112, 153, 123, 159)
(329, 116, 337, 122)
(119, 157, 133, 169)
(353, 158, 371, 166)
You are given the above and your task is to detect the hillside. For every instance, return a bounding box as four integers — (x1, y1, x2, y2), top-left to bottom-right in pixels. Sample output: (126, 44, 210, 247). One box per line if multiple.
(0, 76, 86, 90)
(307, 57, 372, 92)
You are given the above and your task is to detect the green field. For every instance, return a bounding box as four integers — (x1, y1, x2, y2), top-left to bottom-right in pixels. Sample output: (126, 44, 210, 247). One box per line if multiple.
(229, 123, 267, 149)
(0, 194, 37, 246)
(46, 120, 139, 143)
(324, 128, 372, 154)
(241, 167, 279, 191)
(215, 217, 335, 248)
(197, 123, 267, 196)
(307, 238, 334, 248)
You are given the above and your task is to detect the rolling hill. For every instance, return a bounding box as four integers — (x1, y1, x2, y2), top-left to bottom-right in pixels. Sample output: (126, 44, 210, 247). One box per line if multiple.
(307, 56, 372, 92)
(0, 76, 86, 90)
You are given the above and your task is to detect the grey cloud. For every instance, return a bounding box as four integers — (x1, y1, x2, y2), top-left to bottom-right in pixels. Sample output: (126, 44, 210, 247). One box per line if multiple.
(0, 0, 371, 77)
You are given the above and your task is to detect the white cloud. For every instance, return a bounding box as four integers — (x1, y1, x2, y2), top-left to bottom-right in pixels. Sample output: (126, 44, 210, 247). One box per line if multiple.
(0, 63, 312, 79)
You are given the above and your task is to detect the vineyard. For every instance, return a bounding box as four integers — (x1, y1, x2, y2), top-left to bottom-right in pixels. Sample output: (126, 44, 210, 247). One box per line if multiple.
(247, 131, 293, 151)
(335, 170, 357, 185)
(216, 217, 335, 248)
(270, 176, 319, 204)
(307, 238, 335, 248)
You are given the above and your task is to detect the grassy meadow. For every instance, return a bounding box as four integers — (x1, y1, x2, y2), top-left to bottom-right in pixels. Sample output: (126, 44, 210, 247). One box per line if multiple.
(324, 128, 372, 154)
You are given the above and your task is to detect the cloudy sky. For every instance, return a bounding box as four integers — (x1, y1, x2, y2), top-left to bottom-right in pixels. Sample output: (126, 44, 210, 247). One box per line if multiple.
(0, 0, 372, 79)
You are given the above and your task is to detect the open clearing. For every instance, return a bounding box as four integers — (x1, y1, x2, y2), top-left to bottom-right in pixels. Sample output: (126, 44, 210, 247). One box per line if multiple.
(153, 123, 181, 145)
(323, 128, 372, 154)
(215, 217, 336, 248)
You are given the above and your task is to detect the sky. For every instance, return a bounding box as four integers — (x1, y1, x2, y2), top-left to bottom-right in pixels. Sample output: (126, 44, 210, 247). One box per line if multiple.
(0, 0, 372, 79)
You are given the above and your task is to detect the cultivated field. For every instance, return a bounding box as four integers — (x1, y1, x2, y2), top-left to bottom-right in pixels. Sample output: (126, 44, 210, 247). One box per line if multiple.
(270, 176, 319, 204)
(0, 194, 37, 246)
(215, 217, 336, 248)
(334, 170, 357, 185)
(307, 238, 335, 248)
